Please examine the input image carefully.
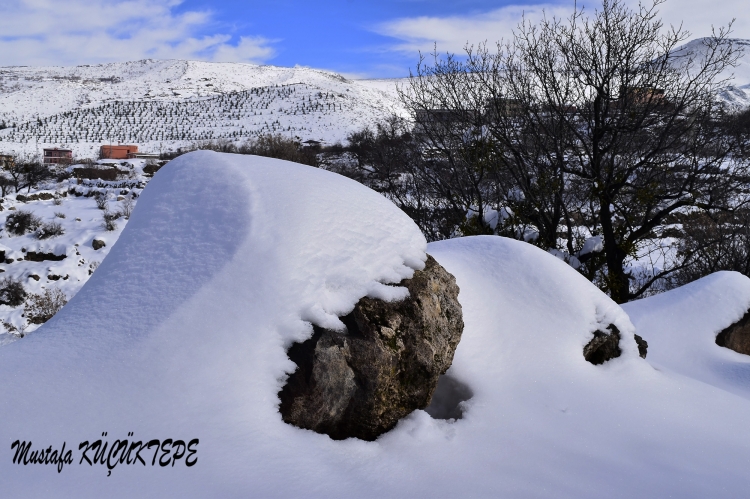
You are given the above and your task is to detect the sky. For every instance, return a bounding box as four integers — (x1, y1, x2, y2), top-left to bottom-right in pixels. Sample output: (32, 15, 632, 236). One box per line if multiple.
(0, 0, 747, 78)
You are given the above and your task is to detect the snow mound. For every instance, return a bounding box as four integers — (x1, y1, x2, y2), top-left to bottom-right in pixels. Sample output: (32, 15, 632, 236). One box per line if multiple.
(623, 271, 750, 400)
(3, 157, 750, 497)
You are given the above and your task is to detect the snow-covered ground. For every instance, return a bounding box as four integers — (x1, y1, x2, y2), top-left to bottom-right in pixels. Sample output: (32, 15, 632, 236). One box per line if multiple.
(3, 152, 750, 497)
(0, 160, 147, 344)
(623, 271, 750, 401)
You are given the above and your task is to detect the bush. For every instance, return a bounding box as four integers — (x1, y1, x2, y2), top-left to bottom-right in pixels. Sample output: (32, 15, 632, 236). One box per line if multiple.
(25, 288, 67, 324)
(94, 192, 109, 211)
(2, 320, 27, 337)
(119, 196, 135, 219)
(5, 210, 42, 236)
(0, 277, 26, 306)
(102, 210, 120, 231)
(55, 170, 72, 183)
(37, 221, 64, 239)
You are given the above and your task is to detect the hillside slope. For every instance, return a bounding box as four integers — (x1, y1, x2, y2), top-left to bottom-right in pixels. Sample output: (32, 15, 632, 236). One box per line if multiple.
(0, 60, 406, 157)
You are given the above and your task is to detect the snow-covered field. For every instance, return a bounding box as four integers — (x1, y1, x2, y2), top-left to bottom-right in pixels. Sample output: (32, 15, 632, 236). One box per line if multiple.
(2, 152, 750, 497)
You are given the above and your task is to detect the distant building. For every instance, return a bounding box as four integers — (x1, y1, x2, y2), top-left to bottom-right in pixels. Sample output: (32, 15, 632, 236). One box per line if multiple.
(100, 144, 138, 160)
(484, 98, 524, 121)
(619, 86, 666, 106)
(43, 148, 73, 166)
(0, 154, 14, 169)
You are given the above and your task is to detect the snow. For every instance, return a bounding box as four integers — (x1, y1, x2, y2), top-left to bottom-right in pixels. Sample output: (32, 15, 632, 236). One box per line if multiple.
(0, 161, 146, 343)
(579, 235, 604, 257)
(671, 38, 750, 108)
(0, 60, 408, 158)
(3, 152, 750, 496)
(623, 271, 750, 400)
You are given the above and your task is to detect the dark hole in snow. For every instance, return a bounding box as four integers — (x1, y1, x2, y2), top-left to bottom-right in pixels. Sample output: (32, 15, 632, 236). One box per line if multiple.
(425, 374, 473, 420)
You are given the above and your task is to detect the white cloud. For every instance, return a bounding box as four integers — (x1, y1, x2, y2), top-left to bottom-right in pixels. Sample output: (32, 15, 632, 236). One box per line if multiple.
(654, 0, 749, 39)
(0, 0, 276, 66)
(375, 3, 573, 55)
(375, 0, 749, 56)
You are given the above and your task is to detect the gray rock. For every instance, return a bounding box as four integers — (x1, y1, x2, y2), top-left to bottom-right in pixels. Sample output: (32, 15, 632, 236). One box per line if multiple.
(24, 251, 66, 262)
(716, 309, 750, 355)
(92, 238, 106, 250)
(584, 325, 648, 364)
(279, 255, 464, 441)
(584, 325, 622, 364)
(634, 333, 648, 359)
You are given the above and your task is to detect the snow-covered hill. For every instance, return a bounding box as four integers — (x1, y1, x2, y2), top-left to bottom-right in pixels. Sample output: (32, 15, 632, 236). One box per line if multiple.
(0, 60, 406, 157)
(0, 38, 748, 159)
(670, 38, 750, 108)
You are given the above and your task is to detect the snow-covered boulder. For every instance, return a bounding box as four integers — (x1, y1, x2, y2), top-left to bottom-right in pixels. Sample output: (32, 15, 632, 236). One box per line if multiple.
(2, 152, 750, 497)
(716, 311, 750, 355)
(279, 254, 463, 441)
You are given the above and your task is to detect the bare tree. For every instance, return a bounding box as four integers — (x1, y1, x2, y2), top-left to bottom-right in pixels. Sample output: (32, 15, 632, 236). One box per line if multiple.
(400, 0, 747, 302)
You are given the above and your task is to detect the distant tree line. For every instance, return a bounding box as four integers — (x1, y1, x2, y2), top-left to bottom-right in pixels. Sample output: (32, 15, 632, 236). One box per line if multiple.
(159, 135, 331, 167)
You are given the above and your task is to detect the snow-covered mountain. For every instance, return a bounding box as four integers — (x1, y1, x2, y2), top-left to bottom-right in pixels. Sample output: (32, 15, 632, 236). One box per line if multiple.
(0, 59, 406, 158)
(670, 38, 750, 108)
(1, 39, 749, 159)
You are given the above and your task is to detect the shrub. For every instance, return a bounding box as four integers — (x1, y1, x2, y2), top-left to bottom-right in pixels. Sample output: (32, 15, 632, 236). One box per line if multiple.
(0, 277, 26, 306)
(55, 170, 72, 182)
(119, 196, 135, 219)
(5, 210, 42, 236)
(25, 288, 68, 324)
(2, 320, 27, 338)
(37, 221, 64, 239)
(94, 192, 109, 211)
(54, 211, 65, 218)
(102, 210, 120, 231)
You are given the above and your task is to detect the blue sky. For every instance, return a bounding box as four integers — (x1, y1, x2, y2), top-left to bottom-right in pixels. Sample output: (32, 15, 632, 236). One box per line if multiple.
(169, 0, 534, 76)
(0, 0, 745, 77)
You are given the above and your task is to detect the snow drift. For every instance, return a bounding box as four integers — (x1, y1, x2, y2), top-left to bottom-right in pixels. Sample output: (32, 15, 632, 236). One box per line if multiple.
(2, 151, 750, 497)
(623, 271, 750, 401)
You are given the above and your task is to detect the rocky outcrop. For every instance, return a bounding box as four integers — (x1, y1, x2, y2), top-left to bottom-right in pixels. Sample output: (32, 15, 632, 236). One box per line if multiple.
(24, 251, 66, 262)
(716, 309, 750, 355)
(584, 325, 648, 364)
(279, 255, 464, 441)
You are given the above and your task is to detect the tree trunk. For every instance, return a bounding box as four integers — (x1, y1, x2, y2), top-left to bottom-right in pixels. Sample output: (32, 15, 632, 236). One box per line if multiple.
(600, 195, 630, 303)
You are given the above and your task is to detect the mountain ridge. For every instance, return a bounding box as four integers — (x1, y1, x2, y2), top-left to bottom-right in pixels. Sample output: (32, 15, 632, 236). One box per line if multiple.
(1, 39, 748, 158)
